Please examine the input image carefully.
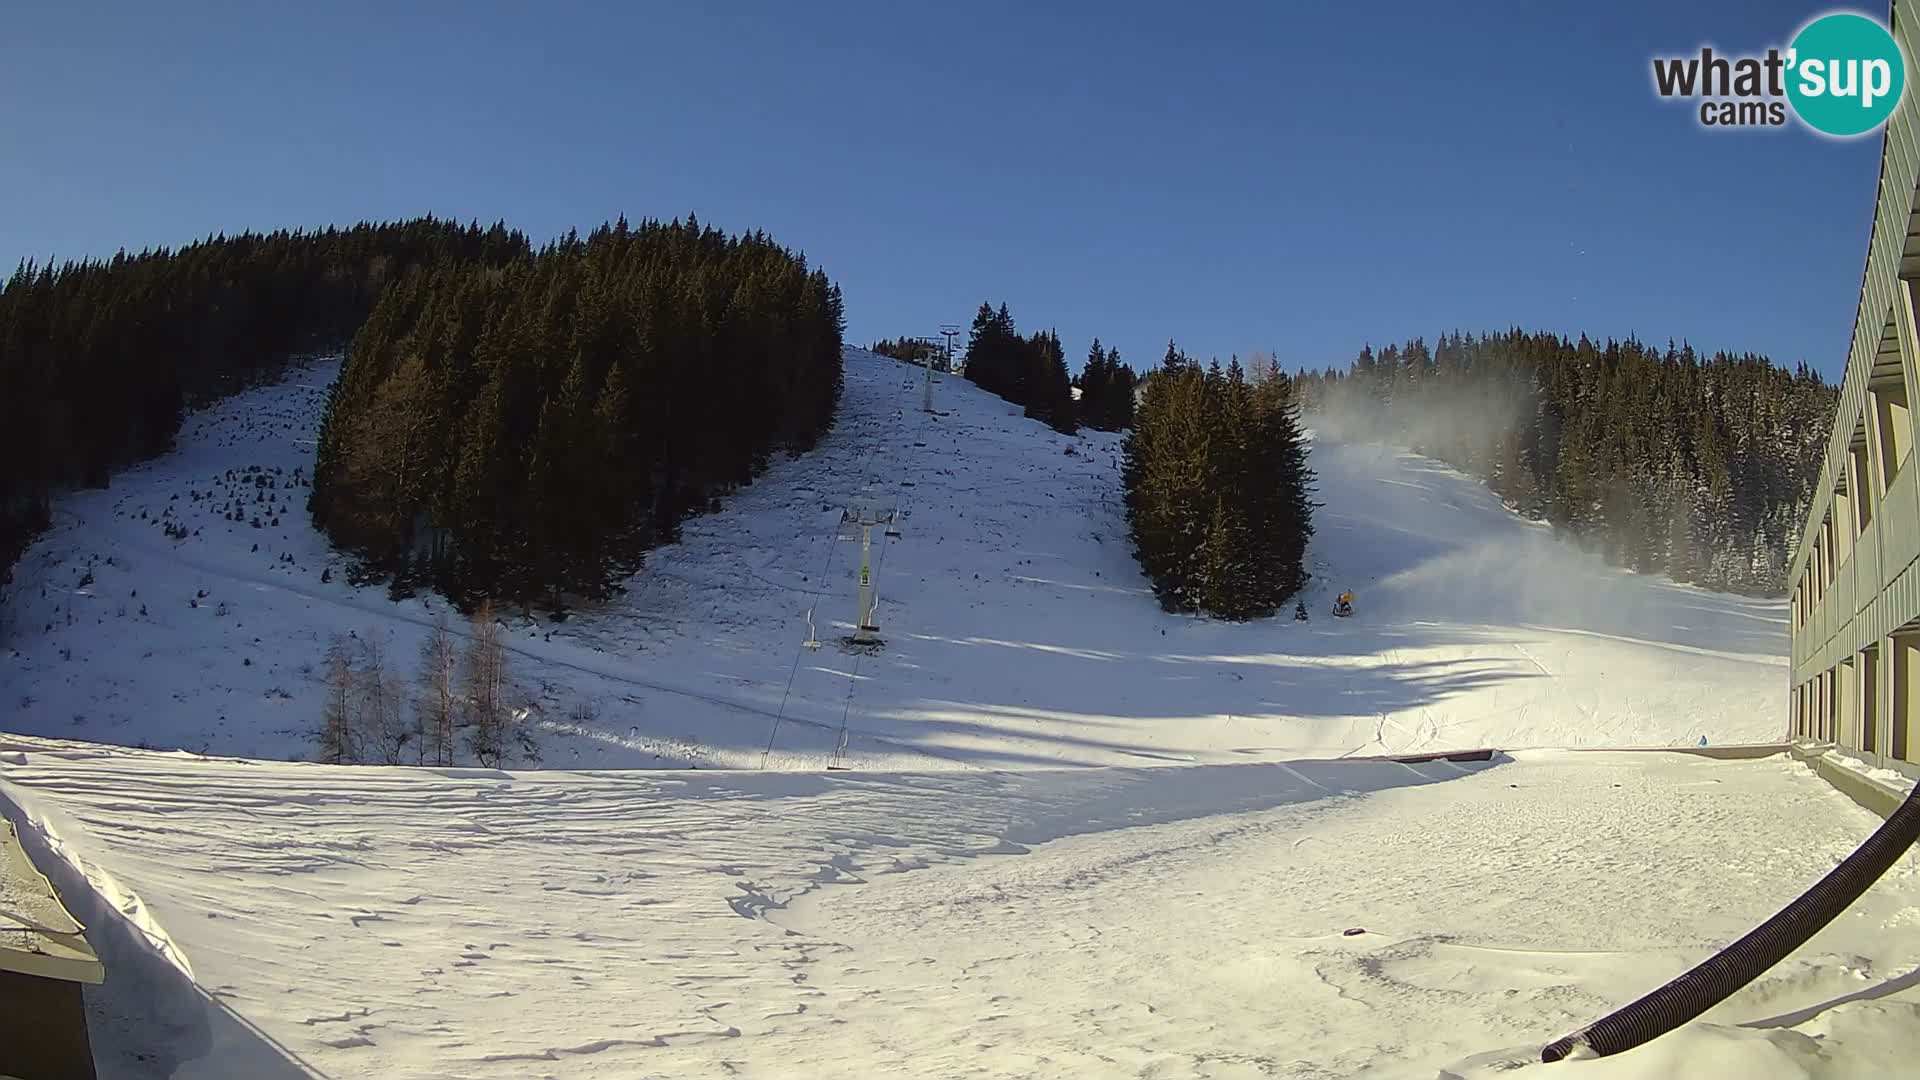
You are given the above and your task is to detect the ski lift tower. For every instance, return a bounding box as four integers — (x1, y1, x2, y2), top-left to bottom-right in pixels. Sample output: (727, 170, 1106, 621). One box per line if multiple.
(918, 336, 939, 414)
(939, 324, 960, 374)
(840, 506, 897, 644)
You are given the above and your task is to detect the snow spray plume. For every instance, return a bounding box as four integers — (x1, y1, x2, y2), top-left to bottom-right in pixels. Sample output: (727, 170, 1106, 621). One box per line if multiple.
(1302, 386, 1780, 657)
(1300, 371, 1527, 474)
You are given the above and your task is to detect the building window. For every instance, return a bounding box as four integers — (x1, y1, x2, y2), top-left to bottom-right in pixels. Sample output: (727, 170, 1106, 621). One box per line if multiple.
(1850, 438, 1875, 531)
(1833, 489, 1854, 563)
(1874, 375, 1912, 490)
(1841, 657, 1857, 746)
(1820, 664, 1835, 737)
(1863, 644, 1880, 754)
(1824, 515, 1837, 585)
(1895, 632, 1917, 762)
(1812, 538, 1827, 607)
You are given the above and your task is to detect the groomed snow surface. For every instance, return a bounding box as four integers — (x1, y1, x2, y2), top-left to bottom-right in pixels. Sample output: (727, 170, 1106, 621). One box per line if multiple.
(3, 348, 1915, 1078)
(4, 740, 1918, 1079)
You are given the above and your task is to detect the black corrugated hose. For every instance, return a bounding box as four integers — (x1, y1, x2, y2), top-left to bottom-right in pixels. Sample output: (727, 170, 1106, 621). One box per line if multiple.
(1541, 781, 1920, 1063)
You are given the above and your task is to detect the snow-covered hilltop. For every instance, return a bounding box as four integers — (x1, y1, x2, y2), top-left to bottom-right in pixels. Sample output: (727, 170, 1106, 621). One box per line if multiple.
(3, 347, 1786, 769)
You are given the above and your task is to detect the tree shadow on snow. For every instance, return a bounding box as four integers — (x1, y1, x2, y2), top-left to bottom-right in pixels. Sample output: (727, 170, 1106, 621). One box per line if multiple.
(652, 750, 1512, 861)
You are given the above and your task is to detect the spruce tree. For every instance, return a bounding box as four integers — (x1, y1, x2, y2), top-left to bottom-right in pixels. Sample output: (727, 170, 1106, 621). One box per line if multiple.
(1081, 338, 1110, 429)
(1108, 348, 1136, 430)
(1123, 343, 1315, 618)
(1023, 329, 1076, 433)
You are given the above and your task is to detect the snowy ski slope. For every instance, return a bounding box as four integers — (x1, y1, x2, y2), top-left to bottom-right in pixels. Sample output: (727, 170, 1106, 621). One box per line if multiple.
(0, 347, 1912, 1080)
(4, 348, 1787, 770)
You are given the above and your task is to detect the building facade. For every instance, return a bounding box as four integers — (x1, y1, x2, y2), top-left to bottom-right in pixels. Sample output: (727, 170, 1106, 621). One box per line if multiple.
(1788, 0, 1920, 776)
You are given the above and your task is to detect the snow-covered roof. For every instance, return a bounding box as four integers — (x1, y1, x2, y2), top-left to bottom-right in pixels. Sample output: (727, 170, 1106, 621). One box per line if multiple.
(0, 819, 102, 985)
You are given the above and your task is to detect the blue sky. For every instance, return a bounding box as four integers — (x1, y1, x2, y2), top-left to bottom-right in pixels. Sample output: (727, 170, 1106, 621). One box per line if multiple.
(0, 1, 1884, 379)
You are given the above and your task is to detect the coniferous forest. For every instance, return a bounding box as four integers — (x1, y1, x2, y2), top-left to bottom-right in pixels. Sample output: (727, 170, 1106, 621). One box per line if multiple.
(309, 216, 845, 611)
(1292, 331, 1835, 595)
(0, 215, 842, 617)
(0, 219, 529, 578)
(961, 302, 1080, 434)
(868, 336, 947, 369)
(1075, 338, 1139, 432)
(1124, 344, 1315, 618)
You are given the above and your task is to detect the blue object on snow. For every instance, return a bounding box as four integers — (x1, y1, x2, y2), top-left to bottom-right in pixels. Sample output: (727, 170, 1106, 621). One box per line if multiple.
(1699, 736, 1709, 746)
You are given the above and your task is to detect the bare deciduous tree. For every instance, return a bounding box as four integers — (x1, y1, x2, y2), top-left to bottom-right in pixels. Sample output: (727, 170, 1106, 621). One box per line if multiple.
(418, 612, 459, 767)
(359, 631, 412, 765)
(319, 634, 357, 763)
(463, 600, 509, 767)
(1245, 350, 1282, 386)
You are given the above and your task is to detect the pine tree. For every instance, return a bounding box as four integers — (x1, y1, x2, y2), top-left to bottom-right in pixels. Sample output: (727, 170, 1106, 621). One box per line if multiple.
(1108, 348, 1136, 430)
(1124, 344, 1314, 618)
(1201, 498, 1258, 619)
(1023, 329, 1076, 433)
(1081, 338, 1110, 429)
(1248, 369, 1316, 603)
(1125, 363, 1213, 611)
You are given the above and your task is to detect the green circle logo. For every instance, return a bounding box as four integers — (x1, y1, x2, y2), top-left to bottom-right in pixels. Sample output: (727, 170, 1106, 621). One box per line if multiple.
(1787, 13, 1907, 136)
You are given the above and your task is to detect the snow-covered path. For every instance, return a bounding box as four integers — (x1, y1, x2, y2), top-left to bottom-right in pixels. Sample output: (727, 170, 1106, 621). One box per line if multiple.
(4, 739, 1916, 1079)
